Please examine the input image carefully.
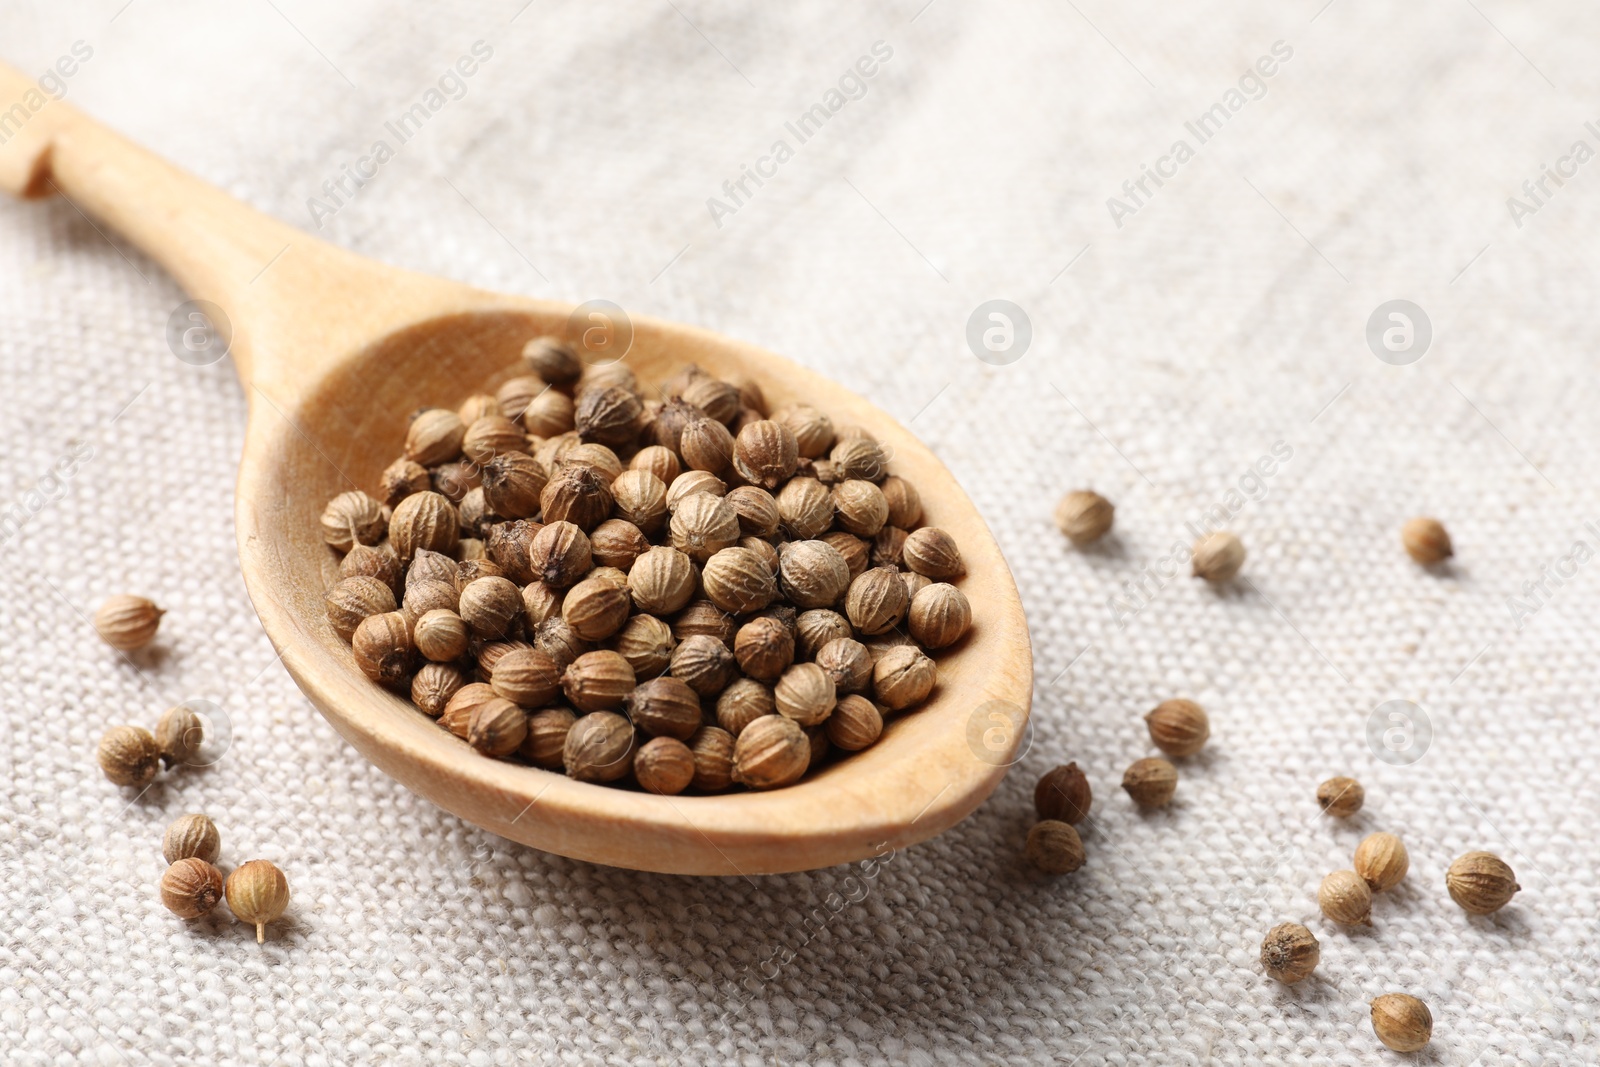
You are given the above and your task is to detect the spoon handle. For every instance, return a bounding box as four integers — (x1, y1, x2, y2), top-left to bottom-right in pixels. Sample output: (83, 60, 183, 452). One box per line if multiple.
(0, 59, 480, 400)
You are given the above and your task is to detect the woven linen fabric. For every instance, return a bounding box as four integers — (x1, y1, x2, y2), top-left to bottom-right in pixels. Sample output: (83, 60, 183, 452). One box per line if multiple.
(3, 0, 1599, 1063)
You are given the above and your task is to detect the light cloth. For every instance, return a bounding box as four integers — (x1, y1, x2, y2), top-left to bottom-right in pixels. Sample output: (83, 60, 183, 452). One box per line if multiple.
(2, 1, 1597, 1063)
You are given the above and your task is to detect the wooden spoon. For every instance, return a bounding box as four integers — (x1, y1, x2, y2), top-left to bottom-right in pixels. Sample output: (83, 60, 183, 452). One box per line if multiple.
(0, 63, 1032, 874)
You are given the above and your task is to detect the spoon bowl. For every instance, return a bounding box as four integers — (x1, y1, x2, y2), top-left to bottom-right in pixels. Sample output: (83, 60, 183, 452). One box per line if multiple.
(1, 62, 1032, 874)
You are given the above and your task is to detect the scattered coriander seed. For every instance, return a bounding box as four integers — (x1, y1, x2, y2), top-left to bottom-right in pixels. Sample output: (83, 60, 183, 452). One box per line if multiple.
(480, 453, 548, 519)
(902, 527, 964, 580)
(440, 682, 501, 739)
(407, 548, 461, 591)
(671, 599, 736, 645)
(669, 635, 737, 698)
(670, 492, 741, 563)
(92, 594, 165, 652)
(519, 706, 576, 768)
(485, 519, 542, 584)
(775, 662, 837, 727)
(1318, 869, 1373, 926)
(776, 477, 833, 539)
(1259, 923, 1319, 984)
(1034, 763, 1092, 824)
(320, 491, 388, 552)
(97, 725, 161, 787)
(667, 470, 727, 510)
(1445, 851, 1520, 914)
(490, 647, 563, 707)
(726, 485, 781, 538)
(611, 470, 669, 534)
(589, 519, 649, 572)
(732, 714, 809, 790)
(901, 571, 932, 600)
(611, 613, 675, 679)
(1370, 994, 1432, 1053)
(469, 696, 529, 757)
(1354, 832, 1409, 892)
(681, 375, 741, 425)
(561, 650, 637, 712)
(740, 536, 780, 575)
(390, 491, 459, 560)
(563, 710, 636, 781)
(703, 546, 779, 614)
(907, 583, 971, 649)
(477, 639, 534, 677)
(496, 375, 544, 422)
(1402, 517, 1452, 564)
(155, 703, 203, 769)
(832, 480, 889, 538)
(625, 547, 697, 618)
(160, 858, 225, 919)
(412, 662, 466, 718)
(578, 361, 639, 398)
(339, 542, 402, 593)
(574, 384, 643, 448)
(845, 566, 910, 636)
(413, 609, 469, 662)
(824, 695, 882, 751)
(523, 335, 582, 385)
(402, 578, 460, 623)
(1121, 757, 1177, 808)
(815, 637, 873, 695)
(872, 645, 936, 711)
(430, 460, 479, 503)
(624, 676, 704, 740)
(325, 576, 398, 641)
(541, 464, 613, 531)
(380, 458, 431, 507)
(689, 726, 736, 791)
(455, 576, 520, 640)
(1316, 776, 1364, 818)
(734, 616, 795, 681)
(634, 736, 696, 795)
(795, 608, 852, 659)
(1025, 820, 1085, 874)
(733, 420, 800, 489)
(225, 859, 290, 943)
(405, 408, 466, 466)
(352, 611, 415, 687)
(779, 540, 851, 610)
(716, 677, 776, 736)
(648, 399, 699, 453)
(561, 575, 632, 641)
(563, 442, 624, 484)
(680, 415, 736, 473)
(825, 529, 868, 576)
(1144, 698, 1209, 758)
(1054, 490, 1114, 545)
(162, 813, 221, 865)
(1191, 531, 1245, 583)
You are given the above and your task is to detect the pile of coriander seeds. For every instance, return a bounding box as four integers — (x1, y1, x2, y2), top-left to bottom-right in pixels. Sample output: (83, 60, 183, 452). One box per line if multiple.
(319, 338, 972, 795)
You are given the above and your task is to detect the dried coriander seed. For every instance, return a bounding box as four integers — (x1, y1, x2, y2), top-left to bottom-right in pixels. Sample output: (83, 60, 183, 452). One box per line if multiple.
(430, 460, 480, 504)
(902, 527, 964, 579)
(1053, 490, 1114, 546)
(98, 725, 160, 787)
(777, 404, 834, 458)
(824, 695, 882, 751)
(732, 420, 800, 489)
(407, 547, 461, 591)
(161, 858, 225, 919)
(1025, 820, 1085, 875)
(339, 543, 402, 594)
(390, 491, 459, 560)
(830, 437, 886, 482)
(380, 458, 431, 507)
(669, 634, 737, 697)
(870, 526, 908, 570)
(440, 683, 506, 739)
(726, 485, 781, 538)
(477, 640, 533, 677)
(1260, 923, 1319, 984)
(485, 519, 542, 584)
(611, 470, 669, 534)
(795, 609, 852, 658)
(561, 576, 632, 642)
(732, 714, 809, 790)
(681, 375, 741, 425)
(776, 477, 833, 539)
(469, 697, 529, 757)
(907, 583, 971, 649)
(1034, 763, 1092, 824)
(155, 703, 203, 768)
(1445, 851, 1520, 914)
(775, 662, 837, 727)
(901, 571, 932, 600)
(93, 594, 166, 651)
(1402, 516, 1452, 564)
(845, 566, 910, 635)
(716, 678, 776, 736)
(779, 540, 851, 609)
(1191, 531, 1245, 583)
(815, 637, 872, 695)
(459, 576, 522, 639)
(412, 662, 466, 717)
(480, 452, 548, 519)
(462, 414, 527, 465)
(321, 490, 388, 552)
(734, 616, 795, 681)
(879, 476, 921, 529)
(490, 647, 563, 707)
(562, 442, 624, 484)
(667, 470, 728, 509)
(680, 415, 736, 473)
(672, 600, 736, 645)
(524, 335, 582, 385)
(496, 375, 544, 422)
(624, 676, 703, 740)
(670, 492, 741, 563)
(703, 546, 778, 615)
(631, 444, 681, 486)
(634, 736, 696, 794)
(872, 645, 936, 711)
(1317, 776, 1364, 817)
(402, 578, 460, 623)
(574, 384, 643, 448)
(561, 650, 636, 712)
(405, 408, 466, 465)
(627, 547, 700, 618)
(832, 479, 889, 538)
(541, 464, 613, 532)
(162, 813, 221, 865)
(822, 531, 869, 579)
(225, 859, 290, 943)
(525, 521, 589, 590)
(589, 519, 649, 573)
(611, 613, 675, 679)
(688, 726, 736, 791)
(1122, 757, 1177, 808)
(1145, 698, 1209, 758)
(1318, 869, 1373, 926)
(522, 389, 576, 438)
(1354, 832, 1409, 892)
(457, 392, 501, 425)
(413, 609, 469, 661)
(352, 611, 415, 687)
(648, 399, 700, 453)
(1371, 994, 1432, 1052)
(563, 710, 636, 781)
(520, 706, 576, 768)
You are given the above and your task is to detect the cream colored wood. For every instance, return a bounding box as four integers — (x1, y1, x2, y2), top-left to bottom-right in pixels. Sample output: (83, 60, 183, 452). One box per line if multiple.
(1, 61, 1033, 873)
